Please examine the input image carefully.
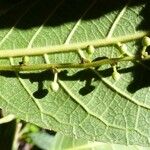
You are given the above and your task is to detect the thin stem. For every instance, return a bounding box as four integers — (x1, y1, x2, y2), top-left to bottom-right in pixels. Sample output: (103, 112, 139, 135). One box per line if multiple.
(0, 114, 15, 124)
(12, 122, 22, 150)
(0, 31, 149, 58)
(0, 55, 149, 71)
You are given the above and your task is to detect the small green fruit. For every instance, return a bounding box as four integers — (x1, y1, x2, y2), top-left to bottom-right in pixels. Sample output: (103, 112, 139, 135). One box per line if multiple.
(51, 81, 59, 92)
(112, 66, 120, 81)
(142, 36, 150, 47)
(120, 44, 127, 52)
(112, 71, 121, 81)
(87, 45, 95, 55)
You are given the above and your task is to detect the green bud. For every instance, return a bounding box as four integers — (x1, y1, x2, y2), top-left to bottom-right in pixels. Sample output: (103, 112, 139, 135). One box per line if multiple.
(112, 71, 120, 81)
(117, 43, 128, 55)
(142, 36, 150, 47)
(120, 44, 127, 52)
(51, 81, 59, 92)
(87, 45, 95, 55)
(112, 66, 120, 81)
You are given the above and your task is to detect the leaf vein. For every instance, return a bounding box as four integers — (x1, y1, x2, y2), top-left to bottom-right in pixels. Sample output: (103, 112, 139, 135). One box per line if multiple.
(93, 70, 150, 110)
(27, 0, 65, 48)
(64, 0, 97, 44)
(107, 2, 129, 38)
(0, 0, 40, 47)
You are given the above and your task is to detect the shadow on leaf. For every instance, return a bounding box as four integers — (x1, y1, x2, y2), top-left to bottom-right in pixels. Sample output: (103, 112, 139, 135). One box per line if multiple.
(127, 62, 150, 93)
(0, 0, 149, 97)
(1, 58, 150, 98)
(127, 45, 150, 93)
(0, 67, 111, 98)
(0, 0, 149, 31)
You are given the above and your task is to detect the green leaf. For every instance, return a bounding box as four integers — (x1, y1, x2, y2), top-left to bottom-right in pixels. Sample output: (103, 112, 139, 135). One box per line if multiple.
(51, 133, 95, 150)
(49, 133, 150, 150)
(29, 132, 54, 150)
(0, 0, 150, 146)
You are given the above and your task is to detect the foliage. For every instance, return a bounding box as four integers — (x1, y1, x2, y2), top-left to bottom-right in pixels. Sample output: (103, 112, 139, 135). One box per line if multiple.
(0, 0, 150, 148)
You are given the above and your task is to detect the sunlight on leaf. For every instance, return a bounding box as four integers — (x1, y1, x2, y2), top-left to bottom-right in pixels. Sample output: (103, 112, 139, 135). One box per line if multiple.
(0, 0, 150, 146)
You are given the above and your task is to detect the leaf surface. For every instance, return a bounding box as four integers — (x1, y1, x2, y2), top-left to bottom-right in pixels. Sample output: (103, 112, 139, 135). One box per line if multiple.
(0, 0, 150, 146)
(50, 133, 150, 150)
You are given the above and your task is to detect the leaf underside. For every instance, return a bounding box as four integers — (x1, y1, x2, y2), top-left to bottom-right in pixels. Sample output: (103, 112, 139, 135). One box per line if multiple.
(0, 0, 150, 146)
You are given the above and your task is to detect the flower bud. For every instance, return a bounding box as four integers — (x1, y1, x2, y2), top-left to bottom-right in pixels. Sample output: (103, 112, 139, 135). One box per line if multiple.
(120, 44, 128, 52)
(51, 81, 59, 92)
(112, 66, 120, 81)
(87, 45, 95, 55)
(112, 71, 121, 81)
(142, 36, 150, 47)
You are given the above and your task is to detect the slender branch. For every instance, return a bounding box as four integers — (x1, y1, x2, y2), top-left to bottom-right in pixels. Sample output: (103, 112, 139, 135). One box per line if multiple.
(0, 55, 149, 71)
(0, 31, 149, 58)
(0, 114, 15, 124)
